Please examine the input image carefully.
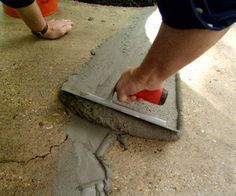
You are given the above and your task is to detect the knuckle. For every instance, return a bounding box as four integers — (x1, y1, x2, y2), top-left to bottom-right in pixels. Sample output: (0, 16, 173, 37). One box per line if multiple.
(59, 29, 65, 35)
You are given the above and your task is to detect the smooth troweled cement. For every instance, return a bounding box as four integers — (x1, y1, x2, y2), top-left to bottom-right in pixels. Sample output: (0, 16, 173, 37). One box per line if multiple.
(60, 8, 181, 141)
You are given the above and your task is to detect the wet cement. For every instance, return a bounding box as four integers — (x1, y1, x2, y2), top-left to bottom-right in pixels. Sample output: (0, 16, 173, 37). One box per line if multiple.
(60, 8, 181, 141)
(53, 116, 115, 196)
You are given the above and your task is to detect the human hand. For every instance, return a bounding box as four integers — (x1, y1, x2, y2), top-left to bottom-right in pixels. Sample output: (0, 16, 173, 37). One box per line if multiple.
(42, 19, 73, 39)
(115, 67, 164, 103)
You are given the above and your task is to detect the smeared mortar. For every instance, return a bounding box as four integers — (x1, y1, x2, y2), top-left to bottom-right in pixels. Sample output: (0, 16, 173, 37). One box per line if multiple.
(60, 8, 182, 141)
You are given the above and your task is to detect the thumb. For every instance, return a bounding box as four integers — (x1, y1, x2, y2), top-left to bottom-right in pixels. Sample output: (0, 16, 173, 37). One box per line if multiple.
(116, 91, 129, 103)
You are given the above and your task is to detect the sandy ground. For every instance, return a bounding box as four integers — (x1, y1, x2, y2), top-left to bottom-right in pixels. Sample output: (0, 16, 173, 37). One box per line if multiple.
(0, 0, 236, 195)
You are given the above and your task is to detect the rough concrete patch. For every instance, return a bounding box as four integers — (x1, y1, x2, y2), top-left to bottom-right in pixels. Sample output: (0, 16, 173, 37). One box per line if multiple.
(60, 8, 181, 141)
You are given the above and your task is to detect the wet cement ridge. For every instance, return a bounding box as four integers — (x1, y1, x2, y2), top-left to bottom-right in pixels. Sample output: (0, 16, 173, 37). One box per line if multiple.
(54, 117, 115, 196)
(60, 91, 180, 141)
(60, 8, 182, 141)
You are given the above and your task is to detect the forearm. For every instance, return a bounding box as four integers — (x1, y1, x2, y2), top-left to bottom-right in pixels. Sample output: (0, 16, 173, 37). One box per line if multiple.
(16, 1, 46, 32)
(2, 0, 46, 31)
(135, 23, 229, 85)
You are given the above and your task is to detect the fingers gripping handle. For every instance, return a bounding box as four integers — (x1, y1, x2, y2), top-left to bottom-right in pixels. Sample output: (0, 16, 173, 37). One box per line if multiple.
(133, 88, 168, 105)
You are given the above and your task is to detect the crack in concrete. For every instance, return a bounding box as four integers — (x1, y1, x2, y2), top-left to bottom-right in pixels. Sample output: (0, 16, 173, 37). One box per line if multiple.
(0, 135, 68, 165)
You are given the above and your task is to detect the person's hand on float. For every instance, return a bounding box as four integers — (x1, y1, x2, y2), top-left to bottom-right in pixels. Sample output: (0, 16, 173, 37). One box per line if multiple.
(115, 66, 164, 103)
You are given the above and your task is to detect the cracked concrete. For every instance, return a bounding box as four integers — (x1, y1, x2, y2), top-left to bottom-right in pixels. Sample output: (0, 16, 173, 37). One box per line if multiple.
(0, 1, 139, 194)
(0, 135, 68, 164)
(1, 0, 236, 195)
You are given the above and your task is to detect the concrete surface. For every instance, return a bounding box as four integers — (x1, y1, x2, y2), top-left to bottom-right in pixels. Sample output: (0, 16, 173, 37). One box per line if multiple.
(0, 0, 236, 195)
(60, 8, 180, 141)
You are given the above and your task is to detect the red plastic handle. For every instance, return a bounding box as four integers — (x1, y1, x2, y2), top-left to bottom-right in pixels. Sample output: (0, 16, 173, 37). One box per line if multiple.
(133, 88, 168, 105)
